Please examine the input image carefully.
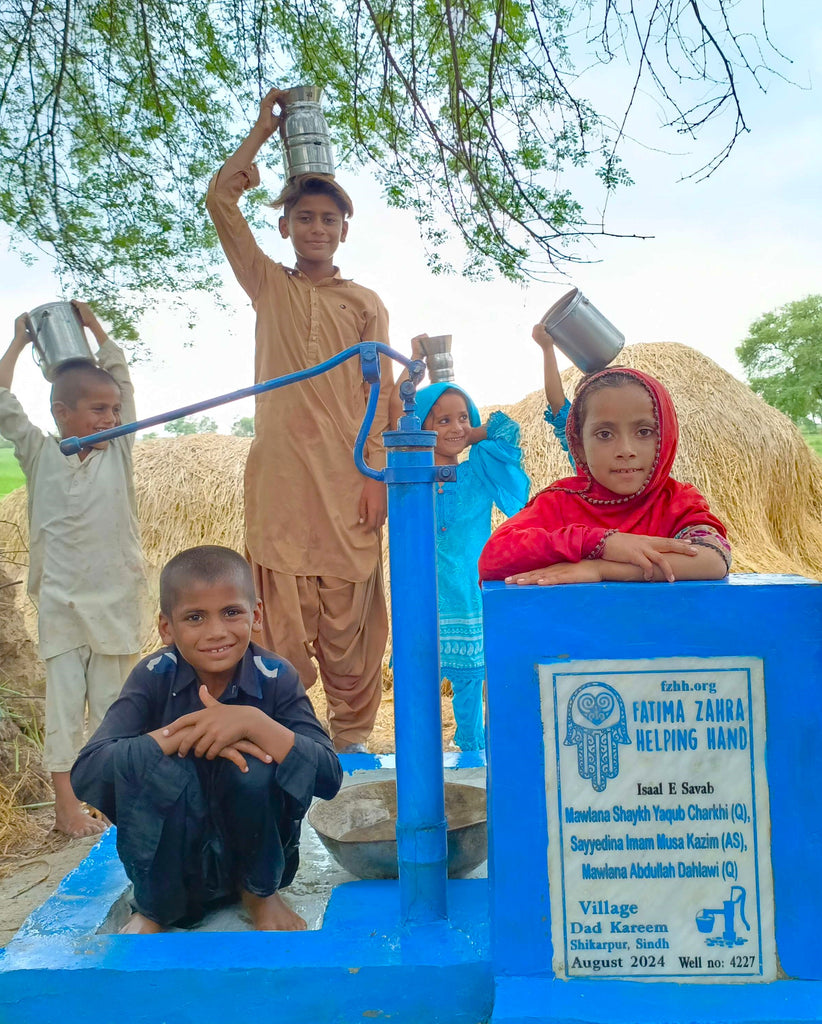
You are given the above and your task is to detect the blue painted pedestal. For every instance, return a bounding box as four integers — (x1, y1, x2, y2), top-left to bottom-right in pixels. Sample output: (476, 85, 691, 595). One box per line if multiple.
(483, 574, 822, 1023)
(0, 758, 492, 1024)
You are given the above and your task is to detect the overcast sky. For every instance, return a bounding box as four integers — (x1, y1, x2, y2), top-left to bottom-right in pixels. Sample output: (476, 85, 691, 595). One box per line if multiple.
(1, 2, 820, 436)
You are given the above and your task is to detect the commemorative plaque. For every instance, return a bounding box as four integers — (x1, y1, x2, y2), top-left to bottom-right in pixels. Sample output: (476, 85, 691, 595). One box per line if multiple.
(539, 657, 776, 982)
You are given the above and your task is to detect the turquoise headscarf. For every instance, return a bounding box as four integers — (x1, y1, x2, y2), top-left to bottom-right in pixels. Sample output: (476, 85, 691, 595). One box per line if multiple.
(414, 382, 481, 428)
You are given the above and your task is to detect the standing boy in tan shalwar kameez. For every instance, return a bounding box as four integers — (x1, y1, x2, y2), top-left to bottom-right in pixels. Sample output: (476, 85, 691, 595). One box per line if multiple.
(206, 89, 392, 753)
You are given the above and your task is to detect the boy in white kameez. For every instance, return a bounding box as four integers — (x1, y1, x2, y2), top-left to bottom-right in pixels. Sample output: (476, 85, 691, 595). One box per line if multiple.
(0, 302, 146, 837)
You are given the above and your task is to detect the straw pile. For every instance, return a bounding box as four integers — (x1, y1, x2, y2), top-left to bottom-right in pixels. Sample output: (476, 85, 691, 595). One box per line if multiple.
(132, 434, 249, 632)
(1, 342, 821, 658)
(1, 340, 821, 712)
(0, 563, 50, 859)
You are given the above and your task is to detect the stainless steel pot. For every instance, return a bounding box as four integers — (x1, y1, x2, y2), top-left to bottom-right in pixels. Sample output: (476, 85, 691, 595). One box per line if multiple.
(279, 85, 336, 180)
(419, 334, 455, 383)
(541, 288, 625, 374)
(27, 302, 94, 381)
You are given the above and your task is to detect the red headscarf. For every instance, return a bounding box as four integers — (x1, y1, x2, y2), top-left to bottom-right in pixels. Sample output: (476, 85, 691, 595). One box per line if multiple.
(478, 368, 727, 579)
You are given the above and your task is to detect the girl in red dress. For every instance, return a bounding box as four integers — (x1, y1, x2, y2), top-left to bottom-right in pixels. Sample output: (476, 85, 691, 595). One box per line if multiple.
(478, 367, 730, 585)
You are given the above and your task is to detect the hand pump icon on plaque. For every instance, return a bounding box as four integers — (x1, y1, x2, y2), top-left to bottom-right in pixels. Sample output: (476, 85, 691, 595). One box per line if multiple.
(696, 886, 751, 947)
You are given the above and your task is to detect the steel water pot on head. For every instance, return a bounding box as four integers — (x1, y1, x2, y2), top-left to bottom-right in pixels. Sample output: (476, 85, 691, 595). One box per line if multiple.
(26, 302, 95, 382)
(279, 85, 336, 181)
(541, 288, 625, 374)
(419, 334, 455, 384)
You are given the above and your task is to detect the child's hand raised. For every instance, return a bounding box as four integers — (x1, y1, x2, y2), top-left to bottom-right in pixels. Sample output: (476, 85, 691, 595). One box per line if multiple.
(602, 532, 697, 582)
(532, 324, 555, 350)
(13, 314, 33, 349)
(410, 333, 428, 360)
(70, 300, 109, 348)
(256, 88, 288, 138)
(71, 300, 97, 327)
(533, 322, 566, 416)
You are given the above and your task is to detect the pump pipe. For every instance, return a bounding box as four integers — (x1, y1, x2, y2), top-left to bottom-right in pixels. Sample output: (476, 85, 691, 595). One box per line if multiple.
(59, 342, 410, 455)
(384, 373, 452, 923)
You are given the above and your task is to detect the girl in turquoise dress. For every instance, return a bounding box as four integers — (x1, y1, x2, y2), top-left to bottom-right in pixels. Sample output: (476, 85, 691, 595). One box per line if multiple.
(392, 341, 530, 750)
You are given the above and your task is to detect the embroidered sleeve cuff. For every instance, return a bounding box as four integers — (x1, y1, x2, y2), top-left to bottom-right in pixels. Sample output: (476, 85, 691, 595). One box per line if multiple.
(486, 410, 521, 446)
(585, 529, 618, 560)
(676, 526, 732, 572)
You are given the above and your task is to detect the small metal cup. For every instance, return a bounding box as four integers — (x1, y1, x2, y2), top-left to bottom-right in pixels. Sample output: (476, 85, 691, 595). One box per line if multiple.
(541, 288, 624, 374)
(419, 334, 455, 383)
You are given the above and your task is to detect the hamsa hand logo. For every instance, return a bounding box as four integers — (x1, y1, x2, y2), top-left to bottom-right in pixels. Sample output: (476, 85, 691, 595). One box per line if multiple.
(565, 682, 631, 792)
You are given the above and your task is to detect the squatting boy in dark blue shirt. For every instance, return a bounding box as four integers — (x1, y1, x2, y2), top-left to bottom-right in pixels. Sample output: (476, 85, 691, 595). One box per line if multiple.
(72, 545, 342, 932)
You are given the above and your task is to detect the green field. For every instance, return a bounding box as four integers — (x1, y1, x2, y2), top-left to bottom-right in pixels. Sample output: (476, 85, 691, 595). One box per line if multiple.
(799, 425, 822, 459)
(0, 448, 24, 499)
(802, 434, 822, 458)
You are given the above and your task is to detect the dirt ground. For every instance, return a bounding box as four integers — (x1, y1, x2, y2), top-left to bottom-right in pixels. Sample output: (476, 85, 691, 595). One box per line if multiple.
(309, 679, 458, 755)
(0, 819, 98, 947)
(0, 684, 458, 946)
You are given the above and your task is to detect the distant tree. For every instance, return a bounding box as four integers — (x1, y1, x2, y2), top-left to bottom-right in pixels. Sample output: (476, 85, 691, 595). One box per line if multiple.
(231, 416, 255, 437)
(164, 415, 219, 436)
(736, 295, 822, 424)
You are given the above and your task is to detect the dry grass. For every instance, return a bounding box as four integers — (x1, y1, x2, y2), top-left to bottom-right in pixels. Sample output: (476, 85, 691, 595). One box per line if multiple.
(132, 435, 249, 646)
(0, 778, 49, 868)
(0, 717, 51, 869)
(1, 342, 822, 846)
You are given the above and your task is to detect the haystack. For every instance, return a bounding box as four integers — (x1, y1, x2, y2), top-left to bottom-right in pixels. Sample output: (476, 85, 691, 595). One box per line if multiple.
(2, 341, 822, 672)
(133, 435, 249, 618)
(0, 342, 820, 810)
(0, 562, 50, 856)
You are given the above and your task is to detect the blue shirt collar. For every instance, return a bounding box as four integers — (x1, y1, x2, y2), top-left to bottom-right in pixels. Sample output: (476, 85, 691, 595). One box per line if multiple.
(169, 644, 264, 701)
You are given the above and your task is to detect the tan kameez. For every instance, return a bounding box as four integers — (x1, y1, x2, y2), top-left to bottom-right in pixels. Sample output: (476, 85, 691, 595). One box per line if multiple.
(206, 160, 392, 745)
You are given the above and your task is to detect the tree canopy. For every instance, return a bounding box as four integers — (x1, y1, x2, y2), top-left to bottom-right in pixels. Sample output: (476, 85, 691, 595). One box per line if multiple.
(163, 415, 219, 436)
(0, 0, 791, 336)
(231, 416, 255, 437)
(736, 295, 822, 424)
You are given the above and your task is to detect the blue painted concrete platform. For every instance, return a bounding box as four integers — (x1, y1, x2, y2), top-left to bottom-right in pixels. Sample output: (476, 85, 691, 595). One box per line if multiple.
(491, 975, 822, 1024)
(5, 577, 822, 1023)
(0, 756, 493, 1024)
(0, 862, 492, 1024)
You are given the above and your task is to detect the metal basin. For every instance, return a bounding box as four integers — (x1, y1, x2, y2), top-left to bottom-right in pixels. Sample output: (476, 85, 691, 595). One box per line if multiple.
(308, 780, 487, 880)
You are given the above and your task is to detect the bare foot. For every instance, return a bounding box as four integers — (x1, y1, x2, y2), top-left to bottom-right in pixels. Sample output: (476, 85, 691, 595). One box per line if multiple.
(87, 804, 112, 827)
(52, 770, 107, 838)
(241, 889, 307, 931)
(119, 913, 166, 935)
(54, 805, 107, 839)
